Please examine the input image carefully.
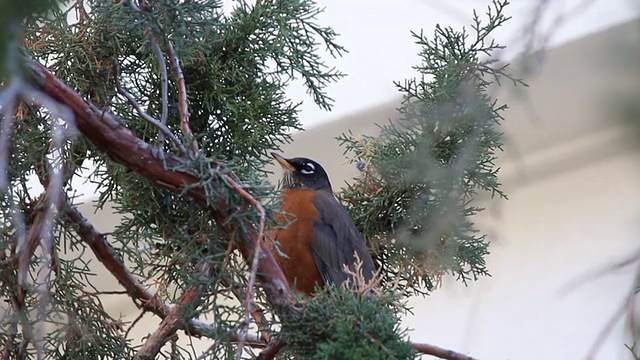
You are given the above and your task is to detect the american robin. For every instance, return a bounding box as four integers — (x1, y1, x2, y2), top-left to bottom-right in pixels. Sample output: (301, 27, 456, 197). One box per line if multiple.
(268, 152, 375, 296)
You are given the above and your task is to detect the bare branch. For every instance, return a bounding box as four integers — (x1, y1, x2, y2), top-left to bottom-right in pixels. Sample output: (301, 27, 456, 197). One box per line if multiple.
(63, 200, 248, 341)
(125, 310, 147, 340)
(136, 264, 213, 359)
(256, 339, 286, 360)
(234, 181, 267, 359)
(0, 79, 21, 192)
(412, 342, 478, 360)
(165, 40, 198, 155)
(150, 38, 169, 135)
(113, 60, 187, 156)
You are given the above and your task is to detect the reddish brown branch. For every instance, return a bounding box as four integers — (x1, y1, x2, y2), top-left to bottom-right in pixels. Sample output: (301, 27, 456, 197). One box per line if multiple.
(413, 342, 478, 360)
(256, 339, 286, 360)
(164, 41, 198, 155)
(26, 55, 292, 312)
(136, 265, 213, 359)
(63, 201, 264, 344)
(221, 275, 272, 343)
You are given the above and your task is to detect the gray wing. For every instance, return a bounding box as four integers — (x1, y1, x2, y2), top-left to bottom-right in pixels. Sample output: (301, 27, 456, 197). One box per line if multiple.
(309, 191, 376, 285)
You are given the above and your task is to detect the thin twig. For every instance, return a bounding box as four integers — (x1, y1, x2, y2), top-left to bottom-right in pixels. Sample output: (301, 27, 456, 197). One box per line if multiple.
(559, 248, 640, 296)
(136, 263, 213, 360)
(585, 268, 640, 360)
(412, 342, 478, 360)
(125, 310, 147, 339)
(150, 38, 169, 144)
(221, 274, 272, 343)
(165, 40, 198, 155)
(113, 59, 187, 155)
(236, 209, 265, 360)
(21, 86, 74, 360)
(256, 339, 286, 360)
(0, 79, 21, 192)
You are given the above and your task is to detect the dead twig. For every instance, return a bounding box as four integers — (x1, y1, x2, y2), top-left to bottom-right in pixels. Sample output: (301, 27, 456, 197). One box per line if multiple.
(412, 342, 478, 360)
(124, 310, 147, 340)
(221, 274, 272, 343)
(164, 40, 198, 156)
(136, 263, 213, 359)
(256, 339, 286, 360)
(0, 79, 21, 191)
(231, 179, 267, 359)
(64, 201, 246, 340)
(585, 268, 640, 360)
(150, 38, 169, 143)
(113, 59, 187, 156)
(559, 248, 640, 296)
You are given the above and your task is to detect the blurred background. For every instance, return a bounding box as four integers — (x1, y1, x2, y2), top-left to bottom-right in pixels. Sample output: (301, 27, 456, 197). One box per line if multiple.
(75, 1, 640, 358)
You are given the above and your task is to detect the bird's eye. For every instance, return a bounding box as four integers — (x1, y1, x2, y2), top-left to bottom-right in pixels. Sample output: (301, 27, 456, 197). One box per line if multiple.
(300, 163, 315, 175)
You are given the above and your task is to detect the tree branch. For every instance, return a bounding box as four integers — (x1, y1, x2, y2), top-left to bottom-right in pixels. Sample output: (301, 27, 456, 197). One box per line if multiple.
(113, 59, 187, 156)
(26, 55, 292, 314)
(164, 40, 198, 155)
(63, 199, 262, 344)
(413, 342, 478, 360)
(256, 339, 286, 360)
(136, 263, 214, 359)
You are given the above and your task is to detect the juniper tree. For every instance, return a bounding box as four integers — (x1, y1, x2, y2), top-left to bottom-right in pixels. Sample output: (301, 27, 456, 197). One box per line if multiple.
(0, 0, 523, 359)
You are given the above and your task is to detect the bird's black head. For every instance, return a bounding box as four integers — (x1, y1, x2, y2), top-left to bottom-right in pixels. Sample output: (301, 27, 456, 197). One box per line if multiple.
(271, 152, 332, 191)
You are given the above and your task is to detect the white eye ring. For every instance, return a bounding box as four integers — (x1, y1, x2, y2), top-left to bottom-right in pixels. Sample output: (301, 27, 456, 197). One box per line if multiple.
(300, 163, 315, 175)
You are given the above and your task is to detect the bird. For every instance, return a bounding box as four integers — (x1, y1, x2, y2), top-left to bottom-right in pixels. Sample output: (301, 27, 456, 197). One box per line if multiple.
(268, 152, 376, 296)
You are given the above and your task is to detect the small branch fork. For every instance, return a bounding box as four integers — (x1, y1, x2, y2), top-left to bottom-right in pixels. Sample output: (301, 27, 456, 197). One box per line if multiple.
(136, 263, 215, 360)
(117, 1, 264, 355)
(63, 201, 261, 343)
(123, 0, 198, 157)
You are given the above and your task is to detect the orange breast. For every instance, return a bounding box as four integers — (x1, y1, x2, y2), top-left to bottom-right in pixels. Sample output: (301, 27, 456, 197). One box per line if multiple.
(267, 188, 324, 296)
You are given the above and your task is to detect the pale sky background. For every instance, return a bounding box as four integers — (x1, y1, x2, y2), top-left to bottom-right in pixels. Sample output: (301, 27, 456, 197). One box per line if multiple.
(267, 0, 640, 129)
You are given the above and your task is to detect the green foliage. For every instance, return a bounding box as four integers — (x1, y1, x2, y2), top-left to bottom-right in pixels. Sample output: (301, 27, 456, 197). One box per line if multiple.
(0, 0, 60, 76)
(281, 285, 416, 360)
(0, 0, 522, 358)
(338, 0, 525, 296)
(2, 0, 346, 358)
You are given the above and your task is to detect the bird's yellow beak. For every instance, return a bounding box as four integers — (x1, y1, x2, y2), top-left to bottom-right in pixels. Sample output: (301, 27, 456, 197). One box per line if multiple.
(271, 152, 296, 171)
